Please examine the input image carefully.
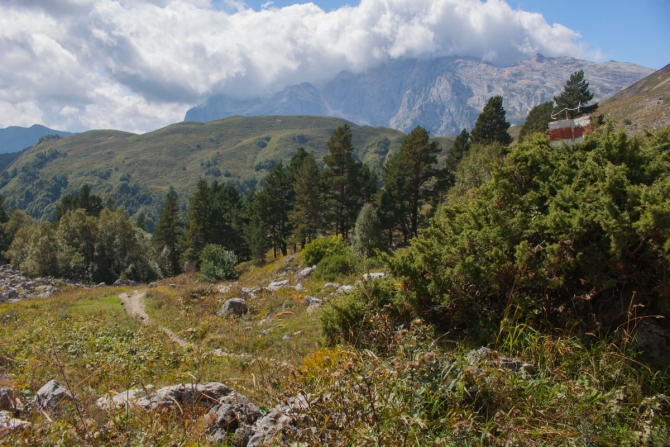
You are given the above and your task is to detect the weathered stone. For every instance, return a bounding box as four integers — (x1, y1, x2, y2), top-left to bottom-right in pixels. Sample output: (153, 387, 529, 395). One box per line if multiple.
(247, 394, 313, 447)
(0, 388, 15, 411)
(267, 280, 289, 292)
(239, 287, 257, 299)
(304, 296, 323, 312)
(113, 278, 137, 286)
(208, 391, 263, 444)
(322, 282, 341, 290)
(35, 380, 74, 410)
(331, 285, 355, 296)
(139, 382, 232, 410)
(297, 266, 316, 280)
(217, 284, 232, 294)
(97, 387, 153, 410)
(294, 283, 305, 292)
(0, 411, 30, 430)
(99, 383, 231, 412)
(363, 272, 387, 280)
(219, 298, 248, 316)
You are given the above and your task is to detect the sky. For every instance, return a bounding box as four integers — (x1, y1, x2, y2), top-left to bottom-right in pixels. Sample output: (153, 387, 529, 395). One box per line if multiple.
(0, 0, 667, 134)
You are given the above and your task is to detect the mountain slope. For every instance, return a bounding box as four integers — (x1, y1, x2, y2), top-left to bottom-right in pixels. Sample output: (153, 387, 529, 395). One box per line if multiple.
(185, 55, 653, 137)
(598, 63, 670, 132)
(0, 115, 436, 226)
(0, 124, 74, 154)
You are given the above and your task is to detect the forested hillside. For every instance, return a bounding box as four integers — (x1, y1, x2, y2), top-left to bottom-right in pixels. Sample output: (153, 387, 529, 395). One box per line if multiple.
(0, 116, 431, 227)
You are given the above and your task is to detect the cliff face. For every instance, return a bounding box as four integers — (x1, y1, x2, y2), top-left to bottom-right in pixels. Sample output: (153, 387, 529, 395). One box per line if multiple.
(185, 55, 654, 136)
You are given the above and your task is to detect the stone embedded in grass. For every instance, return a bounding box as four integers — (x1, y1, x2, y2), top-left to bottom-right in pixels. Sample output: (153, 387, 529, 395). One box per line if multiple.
(35, 380, 74, 410)
(267, 280, 290, 292)
(297, 266, 316, 280)
(217, 284, 232, 294)
(208, 391, 263, 444)
(219, 298, 248, 316)
(0, 388, 15, 411)
(295, 283, 305, 291)
(240, 287, 257, 299)
(113, 278, 137, 286)
(331, 285, 355, 296)
(304, 296, 323, 312)
(362, 272, 386, 280)
(321, 283, 341, 291)
(0, 411, 30, 430)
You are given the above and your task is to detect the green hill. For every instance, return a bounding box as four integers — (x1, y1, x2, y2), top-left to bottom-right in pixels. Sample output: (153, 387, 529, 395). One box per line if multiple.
(0, 115, 452, 227)
(598, 63, 670, 132)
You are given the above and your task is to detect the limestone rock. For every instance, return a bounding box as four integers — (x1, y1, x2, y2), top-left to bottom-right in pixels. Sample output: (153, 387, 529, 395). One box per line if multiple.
(304, 296, 323, 312)
(297, 266, 316, 280)
(267, 280, 289, 292)
(35, 380, 74, 410)
(0, 411, 30, 430)
(331, 285, 355, 296)
(363, 272, 386, 280)
(208, 391, 263, 444)
(219, 298, 248, 316)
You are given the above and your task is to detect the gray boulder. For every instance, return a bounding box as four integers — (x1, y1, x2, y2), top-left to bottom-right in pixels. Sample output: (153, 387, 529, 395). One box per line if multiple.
(219, 298, 248, 316)
(247, 394, 313, 447)
(208, 391, 263, 444)
(99, 383, 232, 411)
(297, 266, 316, 280)
(363, 272, 386, 280)
(267, 280, 289, 292)
(0, 411, 30, 430)
(331, 285, 355, 296)
(113, 278, 137, 286)
(304, 296, 323, 312)
(35, 380, 74, 410)
(634, 321, 670, 362)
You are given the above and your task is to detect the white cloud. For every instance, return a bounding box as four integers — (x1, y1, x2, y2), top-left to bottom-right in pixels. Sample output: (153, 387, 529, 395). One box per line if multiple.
(0, 0, 592, 133)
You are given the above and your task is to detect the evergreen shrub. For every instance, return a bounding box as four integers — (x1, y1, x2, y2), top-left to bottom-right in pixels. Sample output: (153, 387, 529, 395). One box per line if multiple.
(198, 244, 238, 282)
(303, 236, 347, 267)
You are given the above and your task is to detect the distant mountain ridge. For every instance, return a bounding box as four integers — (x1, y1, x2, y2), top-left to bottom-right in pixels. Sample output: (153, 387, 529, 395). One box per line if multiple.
(0, 124, 73, 154)
(185, 54, 653, 136)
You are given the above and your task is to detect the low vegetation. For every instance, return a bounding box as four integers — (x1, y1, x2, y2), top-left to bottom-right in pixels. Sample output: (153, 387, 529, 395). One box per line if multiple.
(1, 72, 669, 445)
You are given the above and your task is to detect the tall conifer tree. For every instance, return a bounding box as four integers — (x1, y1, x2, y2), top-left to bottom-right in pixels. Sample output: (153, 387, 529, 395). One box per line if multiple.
(185, 179, 211, 261)
(289, 152, 322, 249)
(470, 96, 513, 146)
(553, 70, 598, 118)
(153, 191, 183, 277)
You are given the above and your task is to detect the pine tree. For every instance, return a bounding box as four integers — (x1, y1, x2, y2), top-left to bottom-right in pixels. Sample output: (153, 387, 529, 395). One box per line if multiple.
(470, 96, 513, 146)
(185, 179, 211, 261)
(380, 126, 441, 241)
(322, 124, 374, 238)
(208, 181, 248, 259)
(243, 192, 270, 265)
(446, 129, 471, 172)
(289, 152, 322, 249)
(553, 70, 598, 118)
(519, 101, 554, 143)
(56, 184, 104, 220)
(288, 147, 309, 180)
(153, 192, 183, 277)
(257, 162, 293, 258)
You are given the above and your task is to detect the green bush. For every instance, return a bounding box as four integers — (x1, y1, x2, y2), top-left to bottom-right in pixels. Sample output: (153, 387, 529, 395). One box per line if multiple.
(314, 252, 356, 281)
(198, 244, 238, 282)
(385, 125, 670, 337)
(321, 278, 403, 346)
(303, 236, 347, 266)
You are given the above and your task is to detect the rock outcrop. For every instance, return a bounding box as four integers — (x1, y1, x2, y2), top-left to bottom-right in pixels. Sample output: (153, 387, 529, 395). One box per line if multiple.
(35, 380, 74, 410)
(185, 55, 653, 137)
(219, 298, 248, 316)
